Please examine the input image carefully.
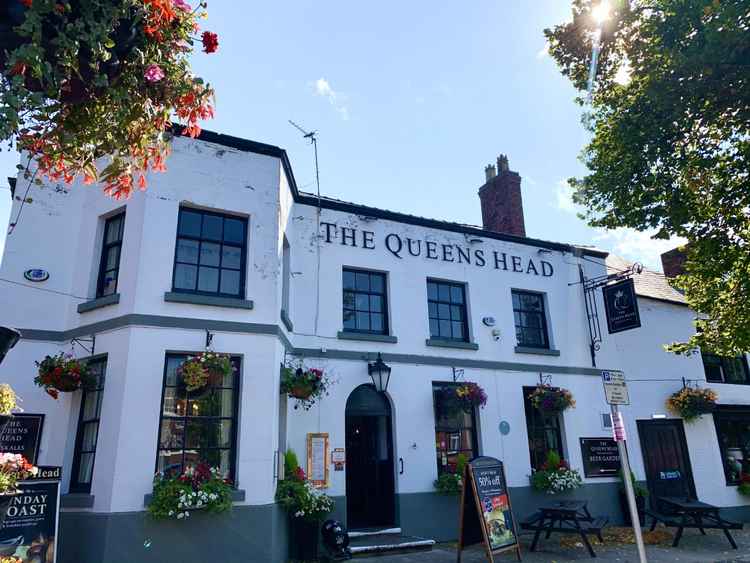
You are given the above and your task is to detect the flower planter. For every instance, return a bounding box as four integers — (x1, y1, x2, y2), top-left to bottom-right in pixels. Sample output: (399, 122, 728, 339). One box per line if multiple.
(290, 385, 314, 400)
(619, 491, 646, 527)
(289, 517, 320, 561)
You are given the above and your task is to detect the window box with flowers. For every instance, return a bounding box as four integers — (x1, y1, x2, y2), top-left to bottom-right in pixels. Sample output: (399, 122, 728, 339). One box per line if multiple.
(148, 463, 233, 520)
(530, 451, 583, 495)
(0, 0, 219, 200)
(280, 363, 333, 410)
(666, 387, 718, 422)
(34, 353, 96, 399)
(527, 384, 575, 415)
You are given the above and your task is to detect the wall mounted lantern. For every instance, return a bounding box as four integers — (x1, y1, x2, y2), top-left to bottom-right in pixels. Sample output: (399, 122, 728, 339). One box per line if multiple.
(367, 353, 391, 393)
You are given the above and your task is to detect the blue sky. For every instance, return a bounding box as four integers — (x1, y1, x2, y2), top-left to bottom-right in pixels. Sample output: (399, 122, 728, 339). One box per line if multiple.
(0, 0, 676, 270)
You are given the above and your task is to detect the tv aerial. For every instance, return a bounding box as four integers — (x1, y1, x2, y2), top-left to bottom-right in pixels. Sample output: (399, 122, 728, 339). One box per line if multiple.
(288, 120, 320, 200)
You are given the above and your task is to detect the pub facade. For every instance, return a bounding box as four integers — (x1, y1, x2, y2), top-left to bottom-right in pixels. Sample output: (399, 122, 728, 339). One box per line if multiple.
(0, 130, 748, 562)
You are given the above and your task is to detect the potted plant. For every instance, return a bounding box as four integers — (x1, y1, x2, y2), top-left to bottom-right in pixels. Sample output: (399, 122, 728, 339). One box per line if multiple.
(437, 382, 487, 418)
(276, 450, 334, 561)
(434, 454, 467, 495)
(0, 453, 38, 527)
(619, 470, 648, 526)
(1, 0, 219, 199)
(280, 363, 333, 410)
(530, 451, 583, 494)
(34, 353, 95, 399)
(177, 352, 234, 392)
(666, 387, 718, 422)
(528, 384, 575, 415)
(738, 474, 750, 497)
(148, 463, 233, 520)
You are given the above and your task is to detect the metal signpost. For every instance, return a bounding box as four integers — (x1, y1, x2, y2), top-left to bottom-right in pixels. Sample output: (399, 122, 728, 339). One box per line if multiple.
(601, 370, 647, 563)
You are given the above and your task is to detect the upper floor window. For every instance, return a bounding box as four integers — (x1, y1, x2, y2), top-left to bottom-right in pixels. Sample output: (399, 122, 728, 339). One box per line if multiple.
(702, 353, 750, 385)
(428, 280, 468, 341)
(512, 290, 549, 349)
(97, 212, 125, 297)
(343, 268, 388, 335)
(172, 208, 247, 298)
(70, 357, 107, 493)
(157, 354, 240, 480)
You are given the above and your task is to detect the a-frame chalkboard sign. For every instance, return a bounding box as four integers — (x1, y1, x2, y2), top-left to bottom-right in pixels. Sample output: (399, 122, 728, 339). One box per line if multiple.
(456, 456, 521, 562)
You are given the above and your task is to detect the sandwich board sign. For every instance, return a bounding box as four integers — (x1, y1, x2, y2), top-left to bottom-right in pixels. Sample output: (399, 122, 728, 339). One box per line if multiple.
(601, 370, 630, 405)
(457, 456, 521, 562)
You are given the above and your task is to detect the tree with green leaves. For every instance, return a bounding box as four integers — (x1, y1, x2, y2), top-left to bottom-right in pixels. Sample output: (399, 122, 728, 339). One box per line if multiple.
(545, 0, 750, 355)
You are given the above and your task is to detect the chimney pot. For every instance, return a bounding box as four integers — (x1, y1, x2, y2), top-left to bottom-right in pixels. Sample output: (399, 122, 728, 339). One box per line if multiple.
(484, 164, 496, 182)
(478, 154, 525, 237)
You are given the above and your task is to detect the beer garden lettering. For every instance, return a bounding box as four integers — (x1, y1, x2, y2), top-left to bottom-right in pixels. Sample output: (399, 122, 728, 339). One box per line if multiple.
(320, 222, 554, 277)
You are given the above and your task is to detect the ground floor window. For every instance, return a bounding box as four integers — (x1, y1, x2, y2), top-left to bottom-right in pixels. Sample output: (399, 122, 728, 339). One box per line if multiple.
(432, 383, 478, 475)
(713, 407, 750, 484)
(70, 357, 107, 493)
(523, 386, 564, 470)
(156, 354, 240, 480)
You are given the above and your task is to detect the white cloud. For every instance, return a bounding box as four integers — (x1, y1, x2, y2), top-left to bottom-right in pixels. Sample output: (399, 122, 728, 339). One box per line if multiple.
(313, 78, 350, 120)
(555, 180, 576, 213)
(594, 229, 685, 271)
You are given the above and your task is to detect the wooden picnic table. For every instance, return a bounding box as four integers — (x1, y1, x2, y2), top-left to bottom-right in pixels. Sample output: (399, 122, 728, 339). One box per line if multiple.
(520, 500, 608, 558)
(652, 496, 742, 549)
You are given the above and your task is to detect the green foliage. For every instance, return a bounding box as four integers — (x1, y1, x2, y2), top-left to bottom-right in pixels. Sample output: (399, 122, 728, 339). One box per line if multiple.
(276, 448, 334, 522)
(545, 450, 561, 469)
(148, 465, 232, 520)
(284, 449, 300, 477)
(545, 0, 750, 355)
(619, 470, 648, 498)
(433, 454, 469, 495)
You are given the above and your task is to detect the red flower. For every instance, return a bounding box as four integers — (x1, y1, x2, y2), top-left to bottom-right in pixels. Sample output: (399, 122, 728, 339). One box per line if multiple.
(46, 388, 59, 400)
(19, 0, 32, 6)
(201, 31, 219, 54)
(8, 62, 26, 76)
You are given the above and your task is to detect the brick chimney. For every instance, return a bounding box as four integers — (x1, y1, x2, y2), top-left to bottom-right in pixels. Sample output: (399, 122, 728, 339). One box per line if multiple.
(661, 246, 688, 278)
(478, 154, 526, 237)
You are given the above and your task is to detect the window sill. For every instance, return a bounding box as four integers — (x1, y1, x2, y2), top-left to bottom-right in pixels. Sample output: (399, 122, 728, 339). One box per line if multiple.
(425, 338, 478, 351)
(515, 346, 560, 357)
(164, 292, 253, 310)
(61, 493, 95, 509)
(280, 309, 294, 332)
(144, 488, 245, 507)
(337, 331, 398, 344)
(77, 293, 120, 314)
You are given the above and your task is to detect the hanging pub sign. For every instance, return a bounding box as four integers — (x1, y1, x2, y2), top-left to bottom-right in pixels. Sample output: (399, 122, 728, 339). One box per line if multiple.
(0, 414, 45, 464)
(580, 438, 621, 478)
(457, 456, 521, 562)
(0, 466, 61, 563)
(602, 278, 641, 334)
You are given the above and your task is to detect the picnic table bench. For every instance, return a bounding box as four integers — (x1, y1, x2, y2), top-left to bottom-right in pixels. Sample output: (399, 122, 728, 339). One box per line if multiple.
(647, 496, 742, 549)
(520, 500, 609, 558)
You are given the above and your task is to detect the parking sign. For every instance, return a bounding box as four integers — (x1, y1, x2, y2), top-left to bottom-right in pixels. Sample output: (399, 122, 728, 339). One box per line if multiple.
(601, 370, 630, 405)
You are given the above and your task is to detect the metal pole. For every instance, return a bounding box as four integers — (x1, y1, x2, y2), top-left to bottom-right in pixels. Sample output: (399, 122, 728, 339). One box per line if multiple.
(612, 404, 647, 562)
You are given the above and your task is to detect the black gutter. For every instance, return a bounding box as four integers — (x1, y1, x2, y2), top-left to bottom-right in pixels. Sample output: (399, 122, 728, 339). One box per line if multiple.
(185, 127, 608, 259)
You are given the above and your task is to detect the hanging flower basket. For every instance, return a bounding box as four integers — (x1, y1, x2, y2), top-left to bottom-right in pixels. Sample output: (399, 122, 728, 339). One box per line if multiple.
(528, 384, 575, 415)
(177, 352, 233, 392)
(1, 0, 219, 199)
(280, 365, 333, 410)
(34, 353, 95, 399)
(666, 387, 718, 423)
(437, 382, 487, 418)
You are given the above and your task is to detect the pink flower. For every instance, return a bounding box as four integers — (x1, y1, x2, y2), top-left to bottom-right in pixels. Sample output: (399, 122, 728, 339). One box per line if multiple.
(173, 0, 191, 11)
(144, 64, 165, 83)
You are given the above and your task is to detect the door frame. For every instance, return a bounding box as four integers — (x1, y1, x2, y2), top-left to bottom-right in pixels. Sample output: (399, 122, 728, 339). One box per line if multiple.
(636, 418, 697, 499)
(344, 384, 397, 529)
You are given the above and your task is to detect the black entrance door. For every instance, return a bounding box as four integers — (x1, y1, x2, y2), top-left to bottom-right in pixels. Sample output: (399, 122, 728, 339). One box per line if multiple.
(345, 385, 395, 529)
(637, 419, 696, 510)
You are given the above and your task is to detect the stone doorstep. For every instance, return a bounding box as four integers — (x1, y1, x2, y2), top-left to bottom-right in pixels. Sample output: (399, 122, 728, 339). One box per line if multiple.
(349, 532, 436, 556)
(349, 527, 402, 538)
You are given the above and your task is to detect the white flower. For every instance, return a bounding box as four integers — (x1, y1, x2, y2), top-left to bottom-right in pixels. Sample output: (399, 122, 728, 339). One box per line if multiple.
(177, 513, 185, 519)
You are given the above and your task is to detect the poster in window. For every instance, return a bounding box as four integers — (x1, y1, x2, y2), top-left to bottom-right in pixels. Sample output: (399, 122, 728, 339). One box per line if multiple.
(0, 414, 44, 464)
(602, 278, 641, 334)
(0, 466, 61, 563)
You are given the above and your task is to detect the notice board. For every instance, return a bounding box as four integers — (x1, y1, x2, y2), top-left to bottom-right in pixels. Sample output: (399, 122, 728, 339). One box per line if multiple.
(457, 456, 521, 562)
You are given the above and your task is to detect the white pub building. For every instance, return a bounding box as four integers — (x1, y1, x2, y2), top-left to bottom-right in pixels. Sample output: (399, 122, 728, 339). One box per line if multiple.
(0, 130, 749, 562)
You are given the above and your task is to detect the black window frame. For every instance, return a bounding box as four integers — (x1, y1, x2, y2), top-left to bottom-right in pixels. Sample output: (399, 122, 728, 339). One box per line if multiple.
(701, 352, 750, 385)
(712, 407, 750, 485)
(171, 207, 248, 299)
(427, 279, 470, 342)
(512, 289, 550, 349)
(155, 353, 241, 482)
(523, 386, 564, 470)
(96, 212, 125, 298)
(70, 356, 107, 493)
(432, 382, 479, 476)
(342, 267, 389, 335)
